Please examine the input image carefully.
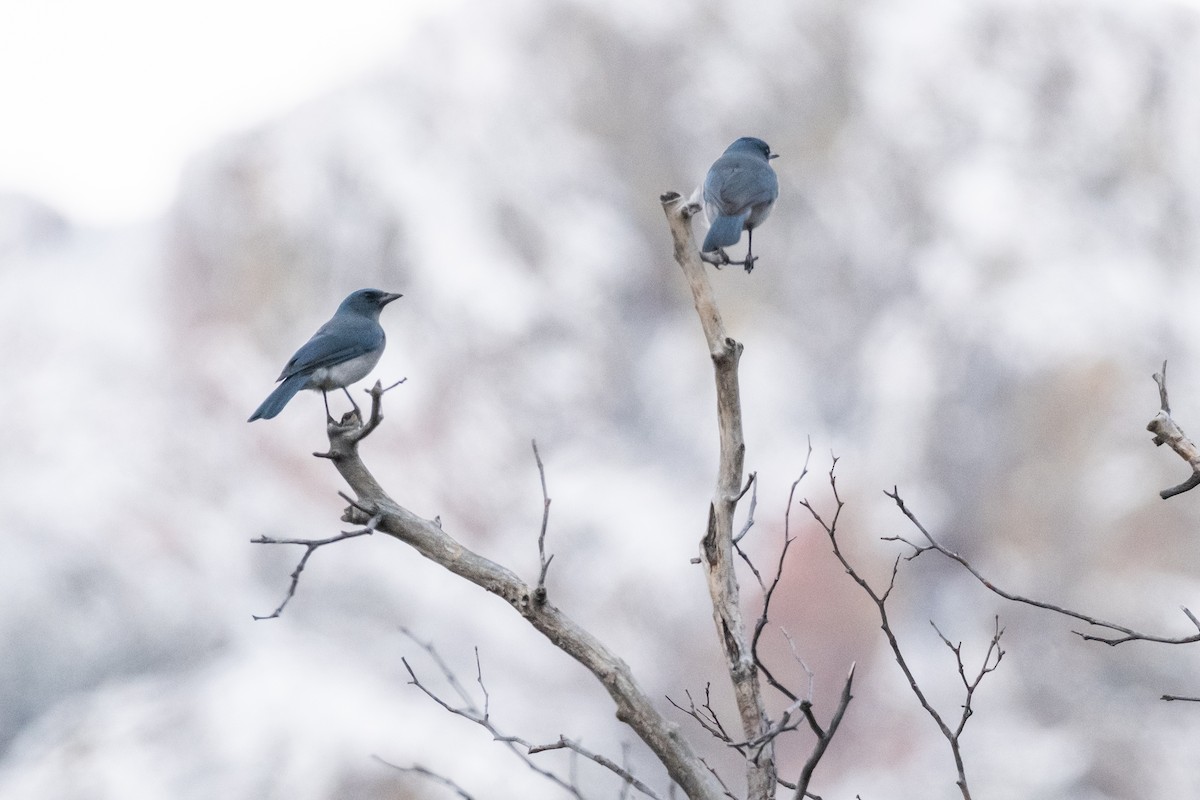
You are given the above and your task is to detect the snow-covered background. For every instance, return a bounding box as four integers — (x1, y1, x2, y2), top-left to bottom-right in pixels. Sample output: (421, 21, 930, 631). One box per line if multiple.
(2, 0, 1199, 797)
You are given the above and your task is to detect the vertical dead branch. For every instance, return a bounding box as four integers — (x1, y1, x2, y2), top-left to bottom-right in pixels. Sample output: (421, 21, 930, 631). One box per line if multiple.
(661, 191, 776, 799)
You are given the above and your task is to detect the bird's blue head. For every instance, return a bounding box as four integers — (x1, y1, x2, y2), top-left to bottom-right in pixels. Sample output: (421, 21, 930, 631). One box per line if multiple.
(726, 137, 778, 161)
(338, 288, 403, 318)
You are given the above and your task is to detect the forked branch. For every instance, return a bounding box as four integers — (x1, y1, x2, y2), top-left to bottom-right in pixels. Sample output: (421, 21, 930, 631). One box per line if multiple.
(253, 380, 726, 799)
(1145, 361, 1200, 498)
(396, 629, 661, 799)
(802, 460, 1000, 800)
(250, 509, 381, 620)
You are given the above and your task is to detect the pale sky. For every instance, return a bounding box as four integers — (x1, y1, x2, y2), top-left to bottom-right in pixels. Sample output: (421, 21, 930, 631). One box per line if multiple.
(0, 0, 452, 226)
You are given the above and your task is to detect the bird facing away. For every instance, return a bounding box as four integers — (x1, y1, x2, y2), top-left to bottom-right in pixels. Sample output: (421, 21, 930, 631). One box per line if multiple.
(248, 288, 402, 422)
(700, 137, 779, 273)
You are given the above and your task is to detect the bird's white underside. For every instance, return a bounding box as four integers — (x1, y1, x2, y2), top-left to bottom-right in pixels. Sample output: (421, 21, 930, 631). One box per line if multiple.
(305, 349, 383, 391)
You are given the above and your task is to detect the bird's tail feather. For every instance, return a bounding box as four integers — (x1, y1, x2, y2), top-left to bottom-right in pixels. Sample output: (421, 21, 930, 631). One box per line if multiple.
(248, 374, 307, 422)
(702, 213, 747, 253)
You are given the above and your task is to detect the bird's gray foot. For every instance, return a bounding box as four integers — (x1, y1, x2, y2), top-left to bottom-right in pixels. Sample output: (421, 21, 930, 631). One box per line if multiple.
(700, 248, 732, 268)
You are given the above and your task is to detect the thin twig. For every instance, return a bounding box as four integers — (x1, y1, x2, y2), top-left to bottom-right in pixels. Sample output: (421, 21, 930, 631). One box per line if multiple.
(751, 441, 814, 704)
(250, 514, 381, 620)
(313, 378, 407, 459)
(667, 685, 737, 751)
(359, 377, 407, 439)
(734, 473, 759, 544)
(779, 629, 816, 703)
(372, 756, 477, 800)
(1156, 360, 1171, 415)
(804, 461, 988, 800)
(531, 440, 554, 604)
(400, 630, 584, 798)
(337, 490, 375, 516)
(792, 662, 856, 800)
(748, 526, 796, 703)
(884, 488, 1200, 646)
(529, 737, 662, 800)
(930, 617, 1005, 740)
(698, 757, 741, 800)
(734, 478, 765, 590)
(401, 629, 663, 798)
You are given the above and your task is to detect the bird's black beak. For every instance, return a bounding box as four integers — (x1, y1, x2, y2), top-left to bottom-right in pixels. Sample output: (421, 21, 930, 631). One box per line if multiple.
(381, 292, 403, 306)
(768, 152, 780, 160)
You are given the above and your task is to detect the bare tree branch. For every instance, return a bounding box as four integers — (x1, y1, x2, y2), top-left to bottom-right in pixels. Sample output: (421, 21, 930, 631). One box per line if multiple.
(803, 460, 997, 800)
(930, 618, 1005, 742)
(734, 472, 759, 545)
(697, 758, 740, 800)
(779, 629, 816, 704)
(791, 663, 856, 800)
(401, 628, 667, 799)
(752, 441, 815, 705)
(528, 736, 663, 800)
(883, 488, 1200, 647)
(662, 190, 776, 799)
(302, 393, 726, 800)
(372, 756, 477, 800)
(312, 378, 406, 459)
(666, 684, 737, 752)
(671, 440, 852, 798)
(250, 514, 381, 620)
(531, 439, 554, 604)
(748, 529, 797, 704)
(1145, 361, 1200, 498)
(733, 474, 765, 590)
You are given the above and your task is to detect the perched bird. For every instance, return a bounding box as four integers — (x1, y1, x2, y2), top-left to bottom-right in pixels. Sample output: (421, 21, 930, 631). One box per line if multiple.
(248, 288, 402, 422)
(701, 137, 779, 273)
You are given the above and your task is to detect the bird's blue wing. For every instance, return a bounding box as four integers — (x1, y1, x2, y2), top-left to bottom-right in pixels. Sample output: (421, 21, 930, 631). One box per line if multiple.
(705, 155, 779, 215)
(277, 317, 383, 380)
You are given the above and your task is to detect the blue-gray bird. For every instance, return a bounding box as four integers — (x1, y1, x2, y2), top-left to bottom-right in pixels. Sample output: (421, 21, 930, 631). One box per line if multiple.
(701, 137, 779, 273)
(248, 288, 402, 422)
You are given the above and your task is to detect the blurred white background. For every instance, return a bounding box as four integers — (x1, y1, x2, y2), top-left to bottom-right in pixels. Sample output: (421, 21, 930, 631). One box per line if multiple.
(1, 0, 1198, 798)
(0, 0, 456, 224)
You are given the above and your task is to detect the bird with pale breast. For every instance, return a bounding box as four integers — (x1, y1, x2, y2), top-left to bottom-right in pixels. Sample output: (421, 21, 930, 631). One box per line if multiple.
(248, 288, 402, 422)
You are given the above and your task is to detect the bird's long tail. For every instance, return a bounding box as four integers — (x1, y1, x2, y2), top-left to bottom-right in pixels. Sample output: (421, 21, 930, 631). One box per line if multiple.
(248, 373, 307, 422)
(701, 212, 748, 253)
